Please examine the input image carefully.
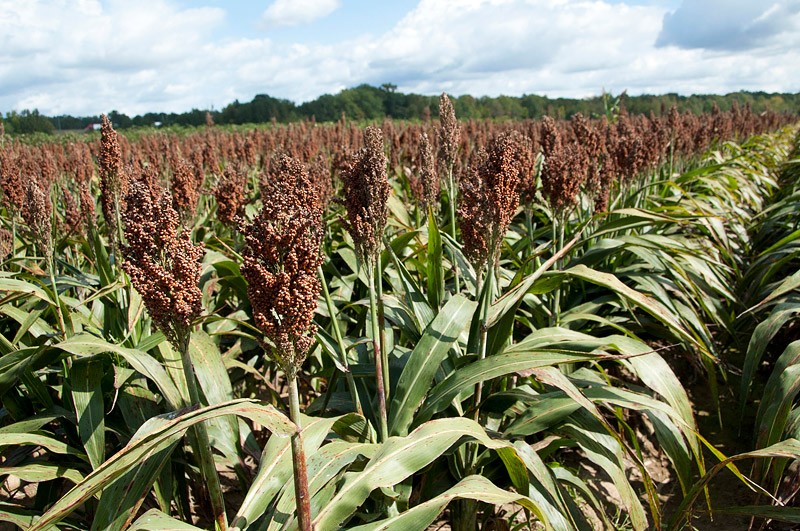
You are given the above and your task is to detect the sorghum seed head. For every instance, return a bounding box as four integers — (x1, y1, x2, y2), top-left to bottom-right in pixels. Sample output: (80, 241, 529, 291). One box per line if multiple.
(419, 132, 439, 213)
(22, 178, 52, 257)
(240, 155, 323, 371)
(438, 93, 460, 175)
(340, 126, 389, 265)
(122, 181, 204, 346)
(458, 132, 523, 272)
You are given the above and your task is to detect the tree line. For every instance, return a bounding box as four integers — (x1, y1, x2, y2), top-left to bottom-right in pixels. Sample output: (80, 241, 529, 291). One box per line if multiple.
(3, 84, 799, 134)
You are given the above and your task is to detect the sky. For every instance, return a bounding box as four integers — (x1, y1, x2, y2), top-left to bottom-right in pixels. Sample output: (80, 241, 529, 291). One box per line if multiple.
(1, 0, 799, 117)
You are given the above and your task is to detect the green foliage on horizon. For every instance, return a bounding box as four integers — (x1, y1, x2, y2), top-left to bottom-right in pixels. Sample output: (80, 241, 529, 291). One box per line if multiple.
(3, 85, 800, 135)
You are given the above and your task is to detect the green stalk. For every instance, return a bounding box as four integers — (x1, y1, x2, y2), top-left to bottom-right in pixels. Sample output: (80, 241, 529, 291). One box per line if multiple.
(177, 328, 227, 531)
(318, 265, 363, 416)
(47, 252, 67, 338)
(550, 212, 565, 327)
(524, 206, 535, 274)
(377, 256, 389, 404)
(10, 215, 16, 259)
(366, 260, 389, 442)
(447, 166, 461, 294)
(287, 370, 313, 531)
(472, 260, 493, 419)
(668, 134, 675, 179)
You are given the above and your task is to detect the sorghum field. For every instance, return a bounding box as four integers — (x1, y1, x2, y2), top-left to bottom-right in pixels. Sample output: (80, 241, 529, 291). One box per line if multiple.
(1, 97, 799, 531)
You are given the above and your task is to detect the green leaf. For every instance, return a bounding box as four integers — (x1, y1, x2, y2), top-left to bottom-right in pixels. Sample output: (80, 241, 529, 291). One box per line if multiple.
(266, 441, 377, 531)
(0, 502, 35, 530)
(416, 350, 600, 425)
(128, 509, 206, 530)
(714, 505, 800, 523)
(0, 278, 56, 306)
(743, 269, 800, 316)
(0, 462, 84, 485)
(667, 439, 800, 531)
(188, 330, 242, 467)
(513, 441, 586, 531)
(560, 413, 648, 531)
(389, 294, 476, 436)
(385, 238, 435, 328)
(71, 358, 105, 469)
(0, 346, 63, 396)
(426, 211, 445, 309)
(740, 303, 800, 413)
(55, 334, 183, 410)
(0, 433, 85, 459)
(91, 434, 180, 531)
(487, 232, 580, 328)
(29, 399, 295, 531)
(563, 264, 710, 359)
(311, 418, 523, 531)
(347, 476, 549, 531)
(505, 394, 581, 437)
(230, 414, 356, 531)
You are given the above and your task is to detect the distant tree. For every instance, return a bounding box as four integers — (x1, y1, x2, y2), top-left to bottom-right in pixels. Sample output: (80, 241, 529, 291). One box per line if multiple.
(5, 86, 799, 134)
(5, 109, 54, 135)
(108, 110, 132, 129)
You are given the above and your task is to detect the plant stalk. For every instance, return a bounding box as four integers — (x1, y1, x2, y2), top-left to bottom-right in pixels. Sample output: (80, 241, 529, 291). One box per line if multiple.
(48, 257, 67, 338)
(447, 166, 461, 294)
(318, 265, 363, 416)
(550, 212, 565, 327)
(288, 370, 313, 531)
(377, 256, 389, 404)
(178, 329, 228, 531)
(473, 261, 493, 419)
(524, 206, 535, 274)
(367, 260, 389, 441)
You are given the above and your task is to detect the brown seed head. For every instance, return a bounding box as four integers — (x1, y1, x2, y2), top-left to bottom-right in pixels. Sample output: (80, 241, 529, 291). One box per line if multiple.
(0, 227, 11, 259)
(22, 178, 52, 257)
(0, 150, 24, 214)
(340, 126, 389, 265)
(418, 132, 439, 213)
(170, 156, 200, 221)
(240, 155, 323, 371)
(540, 117, 588, 213)
(60, 184, 82, 237)
(458, 132, 523, 272)
(438, 93, 460, 175)
(307, 157, 333, 210)
(99, 115, 128, 245)
(79, 181, 96, 230)
(122, 181, 204, 346)
(214, 164, 248, 225)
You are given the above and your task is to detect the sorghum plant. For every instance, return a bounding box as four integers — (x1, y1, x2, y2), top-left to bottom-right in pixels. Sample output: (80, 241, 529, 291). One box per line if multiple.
(239, 154, 323, 531)
(121, 181, 227, 530)
(99, 114, 128, 256)
(339, 126, 391, 440)
(0, 148, 23, 255)
(458, 132, 522, 413)
(540, 116, 589, 325)
(418, 132, 439, 215)
(438, 92, 462, 291)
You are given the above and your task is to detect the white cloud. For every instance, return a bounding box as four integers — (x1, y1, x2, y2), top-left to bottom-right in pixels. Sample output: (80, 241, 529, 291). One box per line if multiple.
(259, 0, 340, 29)
(0, 0, 798, 118)
(656, 0, 800, 51)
